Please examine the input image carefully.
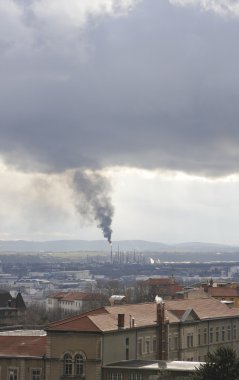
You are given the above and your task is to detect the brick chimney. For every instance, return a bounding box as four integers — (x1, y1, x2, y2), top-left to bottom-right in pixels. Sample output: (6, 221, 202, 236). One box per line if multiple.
(156, 301, 169, 361)
(118, 313, 125, 329)
(157, 302, 165, 324)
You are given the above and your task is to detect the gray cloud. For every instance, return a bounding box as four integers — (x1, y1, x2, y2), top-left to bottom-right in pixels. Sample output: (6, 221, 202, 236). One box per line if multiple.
(169, 0, 239, 17)
(0, 0, 239, 177)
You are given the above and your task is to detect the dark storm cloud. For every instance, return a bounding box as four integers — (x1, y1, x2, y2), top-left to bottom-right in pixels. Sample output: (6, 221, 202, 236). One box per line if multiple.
(1, 0, 239, 176)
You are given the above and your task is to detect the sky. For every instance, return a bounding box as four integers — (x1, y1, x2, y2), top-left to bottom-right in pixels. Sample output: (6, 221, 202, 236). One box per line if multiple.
(1, 0, 239, 244)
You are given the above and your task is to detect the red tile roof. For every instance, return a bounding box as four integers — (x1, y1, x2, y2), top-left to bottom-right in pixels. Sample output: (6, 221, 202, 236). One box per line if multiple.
(47, 307, 109, 332)
(165, 298, 239, 319)
(208, 287, 239, 297)
(0, 336, 46, 357)
(47, 298, 239, 333)
(49, 291, 104, 301)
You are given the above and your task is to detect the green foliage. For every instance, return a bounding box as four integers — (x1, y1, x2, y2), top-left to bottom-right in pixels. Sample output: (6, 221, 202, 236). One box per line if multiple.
(189, 346, 239, 380)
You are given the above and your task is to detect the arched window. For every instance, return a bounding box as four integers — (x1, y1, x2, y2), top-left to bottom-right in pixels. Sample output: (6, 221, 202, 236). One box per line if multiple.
(64, 353, 73, 375)
(75, 354, 84, 375)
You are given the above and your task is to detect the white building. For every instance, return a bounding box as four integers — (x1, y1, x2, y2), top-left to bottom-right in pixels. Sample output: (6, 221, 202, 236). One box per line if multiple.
(46, 291, 106, 314)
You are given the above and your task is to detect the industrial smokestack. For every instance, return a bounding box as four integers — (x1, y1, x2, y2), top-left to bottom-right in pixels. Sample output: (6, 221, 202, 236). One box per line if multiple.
(73, 169, 114, 243)
(110, 242, 113, 263)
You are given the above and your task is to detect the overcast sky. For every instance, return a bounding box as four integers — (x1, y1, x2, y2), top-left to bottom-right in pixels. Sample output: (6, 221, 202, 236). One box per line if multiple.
(1, 0, 239, 244)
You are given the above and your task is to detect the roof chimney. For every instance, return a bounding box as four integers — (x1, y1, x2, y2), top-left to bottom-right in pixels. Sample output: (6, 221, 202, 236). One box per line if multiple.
(118, 313, 125, 329)
(156, 301, 165, 324)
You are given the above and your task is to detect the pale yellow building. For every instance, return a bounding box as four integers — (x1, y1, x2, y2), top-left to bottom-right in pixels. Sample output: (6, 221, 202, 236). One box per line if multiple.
(45, 297, 239, 379)
(0, 297, 239, 379)
(206, 286, 239, 308)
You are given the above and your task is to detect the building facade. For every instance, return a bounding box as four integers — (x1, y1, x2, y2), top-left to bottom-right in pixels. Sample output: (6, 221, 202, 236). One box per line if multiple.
(0, 290, 26, 323)
(46, 291, 107, 315)
(204, 283, 239, 308)
(0, 332, 46, 380)
(0, 297, 239, 379)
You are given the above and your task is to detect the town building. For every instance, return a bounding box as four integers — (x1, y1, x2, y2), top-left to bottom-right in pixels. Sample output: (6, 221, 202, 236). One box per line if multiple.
(202, 281, 239, 308)
(0, 297, 239, 379)
(0, 330, 46, 380)
(174, 287, 210, 300)
(46, 291, 107, 315)
(0, 289, 26, 323)
(137, 277, 183, 302)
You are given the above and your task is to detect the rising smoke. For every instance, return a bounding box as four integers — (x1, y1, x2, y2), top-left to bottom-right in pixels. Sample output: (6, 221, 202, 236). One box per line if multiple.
(73, 170, 114, 243)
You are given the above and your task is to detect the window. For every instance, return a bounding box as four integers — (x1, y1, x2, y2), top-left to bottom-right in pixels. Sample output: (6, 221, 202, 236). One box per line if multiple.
(222, 326, 225, 341)
(64, 354, 73, 375)
(126, 347, 129, 360)
(174, 335, 179, 350)
(75, 354, 84, 375)
(187, 334, 193, 347)
(145, 338, 150, 353)
(137, 339, 143, 356)
(216, 327, 219, 342)
(227, 325, 231, 341)
(153, 337, 157, 352)
(8, 368, 18, 380)
(233, 324, 237, 340)
(186, 334, 190, 347)
(126, 337, 129, 346)
(203, 328, 207, 344)
(198, 329, 201, 346)
(209, 327, 213, 343)
(110, 373, 123, 380)
(31, 369, 41, 380)
(129, 373, 143, 380)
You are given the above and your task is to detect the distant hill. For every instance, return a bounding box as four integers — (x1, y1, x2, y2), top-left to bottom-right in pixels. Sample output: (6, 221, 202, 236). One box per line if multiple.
(0, 239, 238, 254)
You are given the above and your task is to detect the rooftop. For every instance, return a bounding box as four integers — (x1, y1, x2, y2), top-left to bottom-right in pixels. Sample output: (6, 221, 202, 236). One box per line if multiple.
(47, 297, 239, 333)
(104, 360, 202, 372)
(49, 291, 104, 301)
(0, 330, 46, 336)
(208, 287, 239, 297)
(0, 335, 46, 357)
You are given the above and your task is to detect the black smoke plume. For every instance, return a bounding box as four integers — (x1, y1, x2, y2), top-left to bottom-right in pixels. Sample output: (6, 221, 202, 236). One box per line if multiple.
(73, 170, 113, 243)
